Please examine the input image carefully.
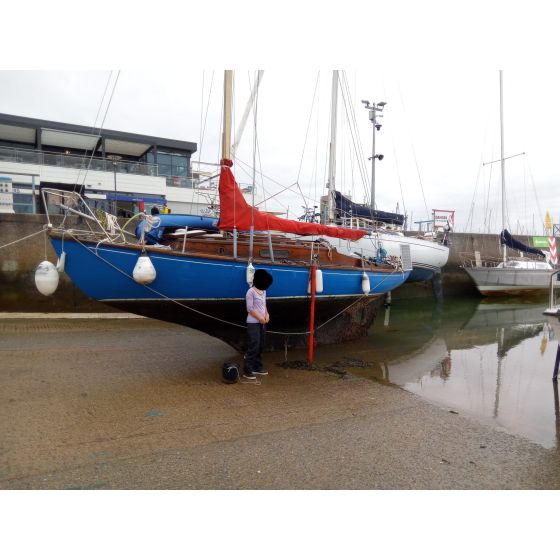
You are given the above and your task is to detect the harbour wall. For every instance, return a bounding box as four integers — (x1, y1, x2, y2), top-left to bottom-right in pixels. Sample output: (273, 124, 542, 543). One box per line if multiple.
(0, 213, 115, 312)
(0, 214, 545, 311)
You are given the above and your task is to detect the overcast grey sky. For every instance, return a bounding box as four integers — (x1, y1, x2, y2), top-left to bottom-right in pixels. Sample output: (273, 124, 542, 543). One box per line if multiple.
(2, 1, 559, 234)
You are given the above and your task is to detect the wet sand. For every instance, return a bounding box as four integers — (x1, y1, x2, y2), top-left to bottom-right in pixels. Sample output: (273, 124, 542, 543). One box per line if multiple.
(1, 317, 559, 489)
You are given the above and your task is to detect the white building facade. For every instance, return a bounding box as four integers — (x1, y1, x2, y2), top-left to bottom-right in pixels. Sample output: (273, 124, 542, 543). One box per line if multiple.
(0, 113, 256, 217)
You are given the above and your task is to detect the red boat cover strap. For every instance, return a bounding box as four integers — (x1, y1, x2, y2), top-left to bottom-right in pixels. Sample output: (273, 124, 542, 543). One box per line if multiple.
(217, 161, 366, 241)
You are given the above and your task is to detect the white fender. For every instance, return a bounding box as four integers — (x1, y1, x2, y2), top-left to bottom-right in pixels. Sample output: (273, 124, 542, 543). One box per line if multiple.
(133, 255, 156, 285)
(308, 268, 324, 294)
(361, 271, 371, 295)
(35, 261, 59, 296)
(56, 251, 66, 273)
(315, 268, 323, 294)
(246, 262, 255, 285)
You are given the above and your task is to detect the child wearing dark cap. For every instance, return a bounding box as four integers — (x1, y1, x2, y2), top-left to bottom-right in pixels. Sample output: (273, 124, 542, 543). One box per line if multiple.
(244, 269, 273, 380)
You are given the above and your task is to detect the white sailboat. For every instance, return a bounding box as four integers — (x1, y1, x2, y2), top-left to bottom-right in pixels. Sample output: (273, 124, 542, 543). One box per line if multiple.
(464, 70, 560, 296)
(317, 71, 449, 283)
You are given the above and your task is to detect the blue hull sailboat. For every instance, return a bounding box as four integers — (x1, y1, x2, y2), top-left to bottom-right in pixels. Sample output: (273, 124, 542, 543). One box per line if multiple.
(43, 72, 411, 350)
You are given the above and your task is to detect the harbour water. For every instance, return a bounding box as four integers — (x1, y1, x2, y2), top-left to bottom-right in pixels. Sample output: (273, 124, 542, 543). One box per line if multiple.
(364, 296, 560, 449)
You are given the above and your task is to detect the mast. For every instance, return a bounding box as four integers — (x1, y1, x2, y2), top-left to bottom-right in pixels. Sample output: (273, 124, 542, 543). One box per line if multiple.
(370, 108, 376, 218)
(232, 70, 264, 158)
(222, 70, 233, 161)
(326, 70, 338, 223)
(500, 70, 507, 263)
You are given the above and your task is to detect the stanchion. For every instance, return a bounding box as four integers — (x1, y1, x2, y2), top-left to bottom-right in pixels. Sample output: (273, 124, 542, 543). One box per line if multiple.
(553, 345, 560, 381)
(308, 263, 316, 365)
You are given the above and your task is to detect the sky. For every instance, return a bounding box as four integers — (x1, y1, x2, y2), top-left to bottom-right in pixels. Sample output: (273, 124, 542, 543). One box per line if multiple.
(3, 0, 560, 555)
(2, 1, 560, 235)
(3, 67, 558, 234)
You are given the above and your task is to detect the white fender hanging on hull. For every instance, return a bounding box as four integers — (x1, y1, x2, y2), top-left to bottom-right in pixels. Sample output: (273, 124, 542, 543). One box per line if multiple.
(246, 262, 255, 285)
(35, 261, 59, 296)
(361, 271, 371, 295)
(133, 255, 157, 285)
(307, 268, 324, 294)
(56, 251, 66, 273)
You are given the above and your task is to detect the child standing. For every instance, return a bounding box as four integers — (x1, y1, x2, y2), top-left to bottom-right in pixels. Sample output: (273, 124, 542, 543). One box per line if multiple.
(244, 269, 273, 380)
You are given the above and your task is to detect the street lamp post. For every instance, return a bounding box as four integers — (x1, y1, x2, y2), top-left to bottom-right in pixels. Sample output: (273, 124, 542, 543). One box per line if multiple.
(107, 154, 122, 215)
(361, 100, 386, 221)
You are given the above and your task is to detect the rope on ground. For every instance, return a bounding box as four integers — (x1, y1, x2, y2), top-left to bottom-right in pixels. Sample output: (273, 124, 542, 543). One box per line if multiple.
(0, 227, 48, 251)
(68, 232, 402, 336)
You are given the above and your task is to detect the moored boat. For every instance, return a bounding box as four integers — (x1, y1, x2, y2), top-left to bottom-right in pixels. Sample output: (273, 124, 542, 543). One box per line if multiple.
(45, 179, 410, 350)
(463, 71, 559, 296)
(42, 71, 412, 350)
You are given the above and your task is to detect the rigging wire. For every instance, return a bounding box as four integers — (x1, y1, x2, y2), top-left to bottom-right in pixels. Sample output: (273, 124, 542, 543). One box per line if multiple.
(0, 227, 47, 251)
(251, 70, 259, 228)
(526, 155, 545, 231)
(378, 80, 408, 221)
(234, 157, 293, 213)
(296, 72, 320, 189)
(397, 82, 430, 220)
(483, 153, 494, 233)
(338, 73, 370, 201)
(199, 71, 215, 172)
(465, 154, 484, 232)
(77, 70, 121, 193)
(74, 71, 114, 188)
(312, 74, 321, 216)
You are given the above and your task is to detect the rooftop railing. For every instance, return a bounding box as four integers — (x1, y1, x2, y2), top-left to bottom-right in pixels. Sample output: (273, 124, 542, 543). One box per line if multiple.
(0, 145, 258, 195)
(0, 145, 158, 176)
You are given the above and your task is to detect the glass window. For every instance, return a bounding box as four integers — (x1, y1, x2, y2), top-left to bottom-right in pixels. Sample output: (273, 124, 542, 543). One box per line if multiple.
(157, 153, 172, 165)
(158, 164, 172, 176)
(155, 152, 189, 178)
(171, 163, 187, 176)
(12, 193, 34, 214)
(173, 155, 187, 166)
(171, 155, 188, 177)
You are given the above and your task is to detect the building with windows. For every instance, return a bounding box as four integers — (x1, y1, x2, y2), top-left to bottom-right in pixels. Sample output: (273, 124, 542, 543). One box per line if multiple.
(0, 112, 233, 217)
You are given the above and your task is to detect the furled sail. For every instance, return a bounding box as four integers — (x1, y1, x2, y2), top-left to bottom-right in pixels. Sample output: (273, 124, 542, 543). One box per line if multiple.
(218, 160, 367, 241)
(334, 191, 405, 226)
(500, 229, 545, 257)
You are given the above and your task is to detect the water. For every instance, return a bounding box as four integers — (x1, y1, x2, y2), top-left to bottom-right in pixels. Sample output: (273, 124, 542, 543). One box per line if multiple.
(365, 296, 560, 448)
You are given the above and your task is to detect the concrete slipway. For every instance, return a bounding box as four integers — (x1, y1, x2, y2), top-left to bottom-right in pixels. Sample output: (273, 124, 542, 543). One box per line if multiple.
(1, 317, 558, 490)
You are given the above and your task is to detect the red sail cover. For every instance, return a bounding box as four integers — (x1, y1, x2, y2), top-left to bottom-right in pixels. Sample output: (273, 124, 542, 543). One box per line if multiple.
(217, 162, 366, 241)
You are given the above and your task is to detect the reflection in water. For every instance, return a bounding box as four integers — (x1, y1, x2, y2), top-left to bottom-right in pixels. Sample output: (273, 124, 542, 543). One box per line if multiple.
(368, 297, 560, 449)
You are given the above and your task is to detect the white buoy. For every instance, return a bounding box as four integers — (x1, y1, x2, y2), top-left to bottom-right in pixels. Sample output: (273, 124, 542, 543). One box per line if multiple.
(315, 268, 323, 294)
(361, 271, 371, 295)
(35, 261, 59, 296)
(246, 262, 255, 285)
(133, 255, 156, 285)
(308, 268, 324, 294)
(56, 251, 66, 273)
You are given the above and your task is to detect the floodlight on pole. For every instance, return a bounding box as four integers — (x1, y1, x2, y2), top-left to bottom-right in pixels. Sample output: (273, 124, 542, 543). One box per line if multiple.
(362, 100, 386, 217)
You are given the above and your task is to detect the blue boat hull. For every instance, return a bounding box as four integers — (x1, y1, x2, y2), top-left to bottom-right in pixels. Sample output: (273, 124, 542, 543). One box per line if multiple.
(407, 265, 440, 282)
(50, 237, 409, 350)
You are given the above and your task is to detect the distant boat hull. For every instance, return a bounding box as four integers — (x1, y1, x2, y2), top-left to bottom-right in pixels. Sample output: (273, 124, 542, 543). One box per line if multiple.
(309, 231, 448, 283)
(380, 232, 449, 283)
(464, 266, 560, 296)
(50, 236, 408, 350)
